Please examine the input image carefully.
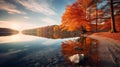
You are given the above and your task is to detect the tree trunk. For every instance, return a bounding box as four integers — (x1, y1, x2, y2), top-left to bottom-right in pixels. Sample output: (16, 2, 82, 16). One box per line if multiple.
(110, 0, 117, 33)
(96, 0, 98, 32)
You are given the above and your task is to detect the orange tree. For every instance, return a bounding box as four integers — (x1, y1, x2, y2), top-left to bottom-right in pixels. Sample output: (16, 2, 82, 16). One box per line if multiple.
(60, 1, 91, 32)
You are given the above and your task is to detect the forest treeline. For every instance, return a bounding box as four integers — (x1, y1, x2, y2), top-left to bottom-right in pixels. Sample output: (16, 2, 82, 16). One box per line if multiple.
(0, 28, 18, 36)
(22, 25, 80, 39)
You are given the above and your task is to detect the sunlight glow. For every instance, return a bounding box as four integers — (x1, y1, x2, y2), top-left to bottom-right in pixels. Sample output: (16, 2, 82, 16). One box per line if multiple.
(10, 23, 23, 31)
(0, 20, 42, 31)
(0, 33, 40, 44)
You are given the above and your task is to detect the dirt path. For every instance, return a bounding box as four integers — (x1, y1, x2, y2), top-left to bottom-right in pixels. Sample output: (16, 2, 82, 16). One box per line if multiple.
(88, 35, 120, 67)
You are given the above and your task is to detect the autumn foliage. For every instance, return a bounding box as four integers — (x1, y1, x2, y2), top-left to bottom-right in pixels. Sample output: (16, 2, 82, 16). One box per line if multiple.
(100, 15, 120, 31)
(61, 0, 120, 33)
(60, 1, 91, 32)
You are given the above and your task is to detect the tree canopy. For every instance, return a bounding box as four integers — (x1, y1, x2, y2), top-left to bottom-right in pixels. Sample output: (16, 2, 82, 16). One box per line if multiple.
(60, 1, 91, 32)
(61, 0, 120, 33)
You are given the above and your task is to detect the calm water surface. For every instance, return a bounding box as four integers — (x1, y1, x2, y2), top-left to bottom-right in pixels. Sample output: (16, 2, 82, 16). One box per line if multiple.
(0, 33, 98, 67)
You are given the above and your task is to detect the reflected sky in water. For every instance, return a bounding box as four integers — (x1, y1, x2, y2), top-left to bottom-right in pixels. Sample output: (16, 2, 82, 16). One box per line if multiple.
(0, 33, 100, 67)
(0, 34, 80, 67)
(0, 33, 40, 44)
(0, 33, 79, 44)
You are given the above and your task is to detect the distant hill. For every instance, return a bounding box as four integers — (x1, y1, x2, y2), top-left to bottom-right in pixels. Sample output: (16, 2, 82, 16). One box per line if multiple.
(0, 28, 19, 36)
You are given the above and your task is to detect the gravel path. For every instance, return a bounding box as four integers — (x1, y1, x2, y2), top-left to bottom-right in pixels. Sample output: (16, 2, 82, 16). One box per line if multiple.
(88, 35, 120, 67)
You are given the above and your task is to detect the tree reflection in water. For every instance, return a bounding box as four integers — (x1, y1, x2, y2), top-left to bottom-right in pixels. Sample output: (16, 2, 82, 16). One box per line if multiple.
(61, 37, 99, 66)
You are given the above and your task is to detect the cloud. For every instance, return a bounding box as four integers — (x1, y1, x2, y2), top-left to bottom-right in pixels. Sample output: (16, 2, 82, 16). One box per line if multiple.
(0, 0, 25, 14)
(38, 17, 59, 27)
(24, 16, 30, 19)
(41, 17, 57, 24)
(16, 0, 57, 16)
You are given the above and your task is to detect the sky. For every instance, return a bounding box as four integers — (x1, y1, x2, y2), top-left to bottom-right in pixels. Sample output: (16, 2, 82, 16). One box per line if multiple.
(0, 0, 76, 31)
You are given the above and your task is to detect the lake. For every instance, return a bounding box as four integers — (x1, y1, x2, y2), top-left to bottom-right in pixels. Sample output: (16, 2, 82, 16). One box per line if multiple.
(0, 33, 98, 67)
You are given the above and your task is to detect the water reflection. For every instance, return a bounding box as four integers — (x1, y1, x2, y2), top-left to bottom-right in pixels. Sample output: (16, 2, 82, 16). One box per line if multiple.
(0, 33, 40, 44)
(23, 30, 80, 39)
(0, 32, 99, 67)
(61, 37, 99, 66)
(0, 33, 81, 67)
